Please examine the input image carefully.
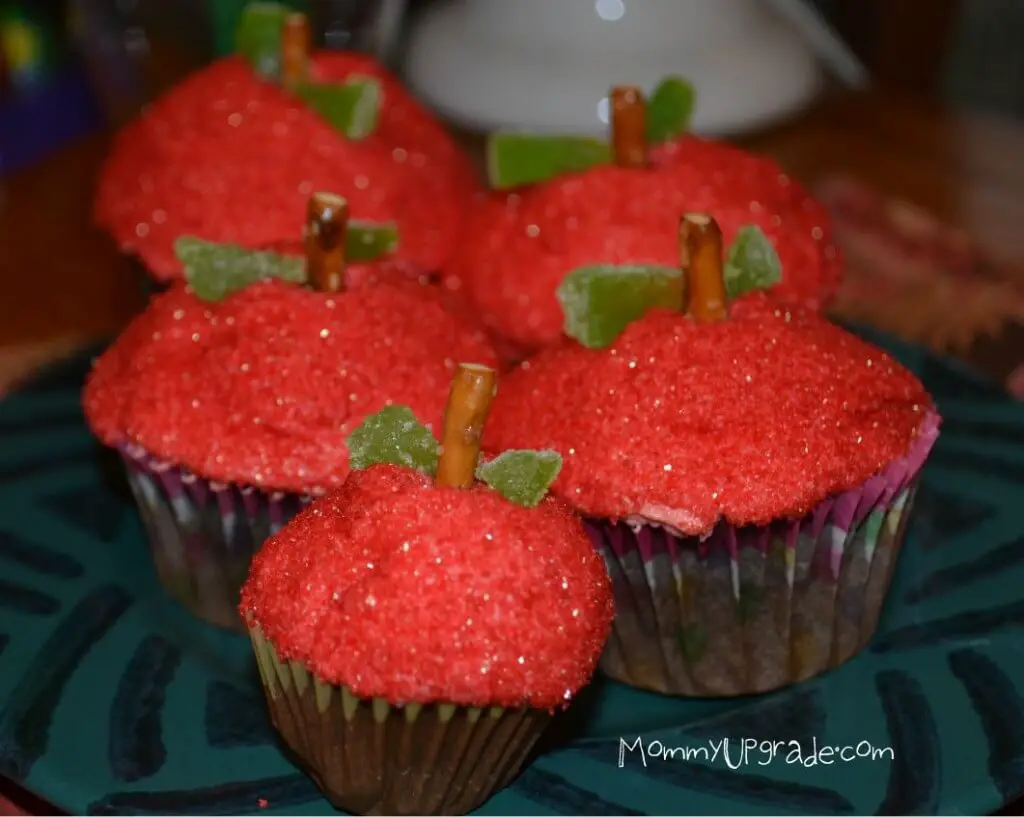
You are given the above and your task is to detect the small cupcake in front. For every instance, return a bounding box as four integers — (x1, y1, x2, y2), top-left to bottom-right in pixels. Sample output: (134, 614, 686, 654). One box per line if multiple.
(485, 212, 940, 696)
(240, 363, 613, 815)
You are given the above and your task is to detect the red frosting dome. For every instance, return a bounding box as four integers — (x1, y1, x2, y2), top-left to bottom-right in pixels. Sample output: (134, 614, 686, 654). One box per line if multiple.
(95, 52, 478, 281)
(444, 136, 841, 356)
(484, 292, 936, 535)
(83, 279, 497, 494)
(240, 464, 614, 708)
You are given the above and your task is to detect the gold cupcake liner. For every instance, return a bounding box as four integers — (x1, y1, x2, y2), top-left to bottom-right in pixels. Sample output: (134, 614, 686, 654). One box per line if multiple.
(249, 627, 550, 815)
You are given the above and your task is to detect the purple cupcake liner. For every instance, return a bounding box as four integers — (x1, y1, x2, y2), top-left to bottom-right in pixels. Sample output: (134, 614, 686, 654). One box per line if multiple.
(584, 412, 940, 697)
(118, 442, 311, 631)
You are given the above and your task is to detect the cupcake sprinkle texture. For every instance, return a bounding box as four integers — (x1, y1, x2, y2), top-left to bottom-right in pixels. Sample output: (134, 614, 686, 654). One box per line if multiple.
(83, 280, 496, 494)
(95, 52, 477, 280)
(446, 140, 841, 355)
(240, 464, 614, 709)
(485, 291, 936, 535)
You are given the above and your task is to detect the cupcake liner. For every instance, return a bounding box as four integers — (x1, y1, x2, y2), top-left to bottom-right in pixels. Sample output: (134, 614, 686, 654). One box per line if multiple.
(248, 627, 550, 815)
(119, 443, 310, 631)
(586, 412, 940, 697)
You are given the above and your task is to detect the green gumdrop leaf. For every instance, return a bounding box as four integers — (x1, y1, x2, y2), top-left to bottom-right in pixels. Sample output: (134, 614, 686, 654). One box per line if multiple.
(646, 76, 696, 144)
(293, 77, 382, 140)
(487, 133, 611, 189)
(176, 220, 397, 301)
(723, 224, 783, 299)
(557, 264, 683, 349)
(676, 624, 708, 666)
(475, 450, 563, 508)
(346, 405, 440, 475)
(236, 1, 293, 79)
(176, 237, 305, 302)
(348, 220, 398, 260)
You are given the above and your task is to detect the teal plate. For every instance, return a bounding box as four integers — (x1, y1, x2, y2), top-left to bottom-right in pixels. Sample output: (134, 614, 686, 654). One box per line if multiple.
(2, 330, 1024, 816)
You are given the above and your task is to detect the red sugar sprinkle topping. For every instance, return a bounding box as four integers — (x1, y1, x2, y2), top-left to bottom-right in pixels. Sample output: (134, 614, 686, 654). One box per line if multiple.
(484, 292, 936, 535)
(240, 465, 614, 708)
(83, 280, 497, 494)
(445, 135, 842, 355)
(95, 53, 479, 281)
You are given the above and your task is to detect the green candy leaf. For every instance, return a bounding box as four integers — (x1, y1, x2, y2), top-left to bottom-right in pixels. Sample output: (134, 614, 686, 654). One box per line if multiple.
(293, 77, 382, 140)
(235, 3, 382, 140)
(557, 264, 683, 349)
(646, 76, 696, 143)
(487, 133, 611, 190)
(176, 237, 304, 302)
(475, 450, 563, 508)
(235, 1, 293, 79)
(346, 405, 440, 475)
(347, 220, 399, 260)
(176, 222, 399, 302)
(723, 225, 783, 299)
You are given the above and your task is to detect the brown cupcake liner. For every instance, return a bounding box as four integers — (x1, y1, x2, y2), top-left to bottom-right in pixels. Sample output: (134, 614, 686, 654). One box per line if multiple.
(249, 627, 550, 815)
(119, 443, 309, 631)
(585, 412, 939, 697)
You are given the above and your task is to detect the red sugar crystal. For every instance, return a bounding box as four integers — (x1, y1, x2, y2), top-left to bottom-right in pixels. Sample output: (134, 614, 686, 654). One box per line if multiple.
(83, 280, 497, 494)
(445, 136, 842, 355)
(95, 53, 478, 281)
(241, 464, 614, 709)
(484, 292, 935, 535)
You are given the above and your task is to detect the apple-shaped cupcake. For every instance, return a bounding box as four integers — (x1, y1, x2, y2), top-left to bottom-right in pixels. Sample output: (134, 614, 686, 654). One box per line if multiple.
(444, 82, 841, 362)
(95, 3, 477, 285)
(241, 363, 613, 815)
(485, 213, 939, 696)
(84, 194, 497, 630)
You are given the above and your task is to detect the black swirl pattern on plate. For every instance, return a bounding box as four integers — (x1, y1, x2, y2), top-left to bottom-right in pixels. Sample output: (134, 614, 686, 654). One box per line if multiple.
(937, 413, 1024, 447)
(684, 687, 826, 747)
(0, 449, 105, 483)
(873, 671, 941, 815)
(204, 681, 276, 749)
(0, 585, 133, 780)
(948, 649, 1024, 802)
(0, 578, 60, 616)
(904, 534, 1024, 603)
(909, 483, 996, 548)
(0, 412, 88, 438)
(515, 766, 644, 816)
(42, 481, 132, 545)
(872, 600, 1024, 653)
(0, 529, 83, 579)
(109, 635, 182, 782)
(87, 773, 321, 815)
(928, 446, 1024, 488)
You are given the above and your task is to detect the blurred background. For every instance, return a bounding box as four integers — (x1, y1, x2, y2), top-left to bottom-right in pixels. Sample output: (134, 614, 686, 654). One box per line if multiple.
(0, 0, 1022, 399)
(0, 0, 1020, 174)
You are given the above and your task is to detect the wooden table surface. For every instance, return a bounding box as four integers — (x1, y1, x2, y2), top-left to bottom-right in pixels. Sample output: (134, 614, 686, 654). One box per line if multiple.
(1, 87, 1023, 392)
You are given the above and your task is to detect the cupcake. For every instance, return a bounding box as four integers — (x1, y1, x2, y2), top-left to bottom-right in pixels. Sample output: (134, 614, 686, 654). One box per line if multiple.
(241, 363, 613, 814)
(484, 213, 940, 696)
(95, 3, 477, 286)
(446, 82, 841, 361)
(83, 194, 497, 630)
